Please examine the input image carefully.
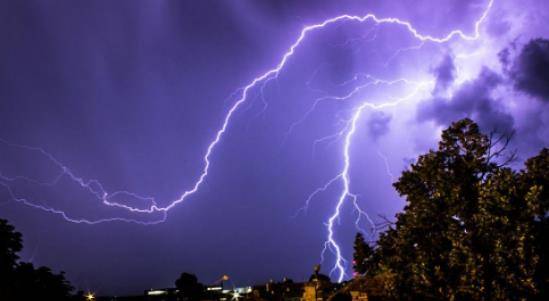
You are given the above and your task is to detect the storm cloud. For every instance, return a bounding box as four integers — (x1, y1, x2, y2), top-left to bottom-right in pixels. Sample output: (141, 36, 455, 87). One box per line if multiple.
(432, 54, 457, 93)
(509, 38, 549, 101)
(418, 56, 514, 135)
(367, 111, 392, 140)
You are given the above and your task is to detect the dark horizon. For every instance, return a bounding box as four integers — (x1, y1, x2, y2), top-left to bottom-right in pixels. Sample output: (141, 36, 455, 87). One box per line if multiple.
(1, 0, 548, 296)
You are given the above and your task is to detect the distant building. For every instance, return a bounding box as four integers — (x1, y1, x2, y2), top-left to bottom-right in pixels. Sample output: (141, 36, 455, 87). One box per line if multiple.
(203, 285, 224, 301)
(336, 276, 368, 301)
(144, 284, 253, 301)
(300, 265, 339, 301)
(349, 291, 368, 301)
(97, 296, 146, 301)
(142, 266, 351, 301)
(144, 288, 180, 301)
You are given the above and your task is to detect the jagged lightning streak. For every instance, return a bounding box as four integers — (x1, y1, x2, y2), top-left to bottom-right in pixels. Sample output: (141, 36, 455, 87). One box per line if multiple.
(377, 150, 396, 184)
(286, 76, 424, 139)
(1, 0, 494, 280)
(314, 81, 433, 280)
(0, 138, 165, 224)
(291, 0, 494, 282)
(1, 0, 493, 222)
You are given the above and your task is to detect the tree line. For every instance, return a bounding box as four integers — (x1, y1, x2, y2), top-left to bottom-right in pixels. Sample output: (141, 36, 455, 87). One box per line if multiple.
(0, 218, 78, 300)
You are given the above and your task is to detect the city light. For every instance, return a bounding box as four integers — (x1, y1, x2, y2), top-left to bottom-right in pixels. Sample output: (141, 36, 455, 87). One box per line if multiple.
(85, 292, 95, 301)
(231, 291, 241, 301)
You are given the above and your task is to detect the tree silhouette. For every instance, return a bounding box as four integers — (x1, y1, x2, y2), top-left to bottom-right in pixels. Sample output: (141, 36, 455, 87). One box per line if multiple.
(0, 218, 23, 298)
(522, 148, 549, 299)
(331, 291, 352, 301)
(175, 272, 204, 301)
(352, 232, 373, 275)
(0, 218, 74, 300)
(359, 119, 548, 300)
(308, 264, 331, 283)
(13, 262, 74, 300)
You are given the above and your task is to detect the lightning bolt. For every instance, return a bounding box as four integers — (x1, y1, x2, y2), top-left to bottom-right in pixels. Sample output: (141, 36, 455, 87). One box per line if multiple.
(377, 150, 396, 184)
(0, 0, 494, 281)
(290, 0, 494, 281)
(0, 138, 165, 224)
(310, 81, 433, 281)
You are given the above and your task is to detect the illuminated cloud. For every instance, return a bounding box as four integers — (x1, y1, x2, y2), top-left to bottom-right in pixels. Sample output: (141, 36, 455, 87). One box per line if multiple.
(418, 57, 514, 135)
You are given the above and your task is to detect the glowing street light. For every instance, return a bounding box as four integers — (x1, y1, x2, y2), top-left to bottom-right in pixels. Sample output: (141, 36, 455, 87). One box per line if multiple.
(85, 292, 95, 301)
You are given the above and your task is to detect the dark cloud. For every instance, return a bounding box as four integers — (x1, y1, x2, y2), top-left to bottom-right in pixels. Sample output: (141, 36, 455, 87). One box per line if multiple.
(432, 54, 456, 93)
(367, 111, 392, 140)
(496, 38, 549, 155)
(418, 56, 514, 135)
(509, 38, 549, 101)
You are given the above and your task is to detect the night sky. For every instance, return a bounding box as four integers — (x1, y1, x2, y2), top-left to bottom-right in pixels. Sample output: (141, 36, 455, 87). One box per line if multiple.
(1, 0, 548, 296)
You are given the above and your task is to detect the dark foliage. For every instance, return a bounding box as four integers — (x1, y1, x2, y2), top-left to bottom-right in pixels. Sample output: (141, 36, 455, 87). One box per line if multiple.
(175, 272, 204, 301)
(0, 218, 75, 300)
(358, 119, 548, 300)
(309, 264, 331, 283)
(330, 292, 352, 301)
(352, 233, 373, 275)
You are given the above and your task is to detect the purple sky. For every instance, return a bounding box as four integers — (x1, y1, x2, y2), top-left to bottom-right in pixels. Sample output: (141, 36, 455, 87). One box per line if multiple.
(1, 0, 548, 295)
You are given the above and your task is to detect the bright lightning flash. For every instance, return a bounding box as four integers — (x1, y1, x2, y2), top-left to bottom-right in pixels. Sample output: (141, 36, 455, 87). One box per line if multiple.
(0, 0, 495, 282)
